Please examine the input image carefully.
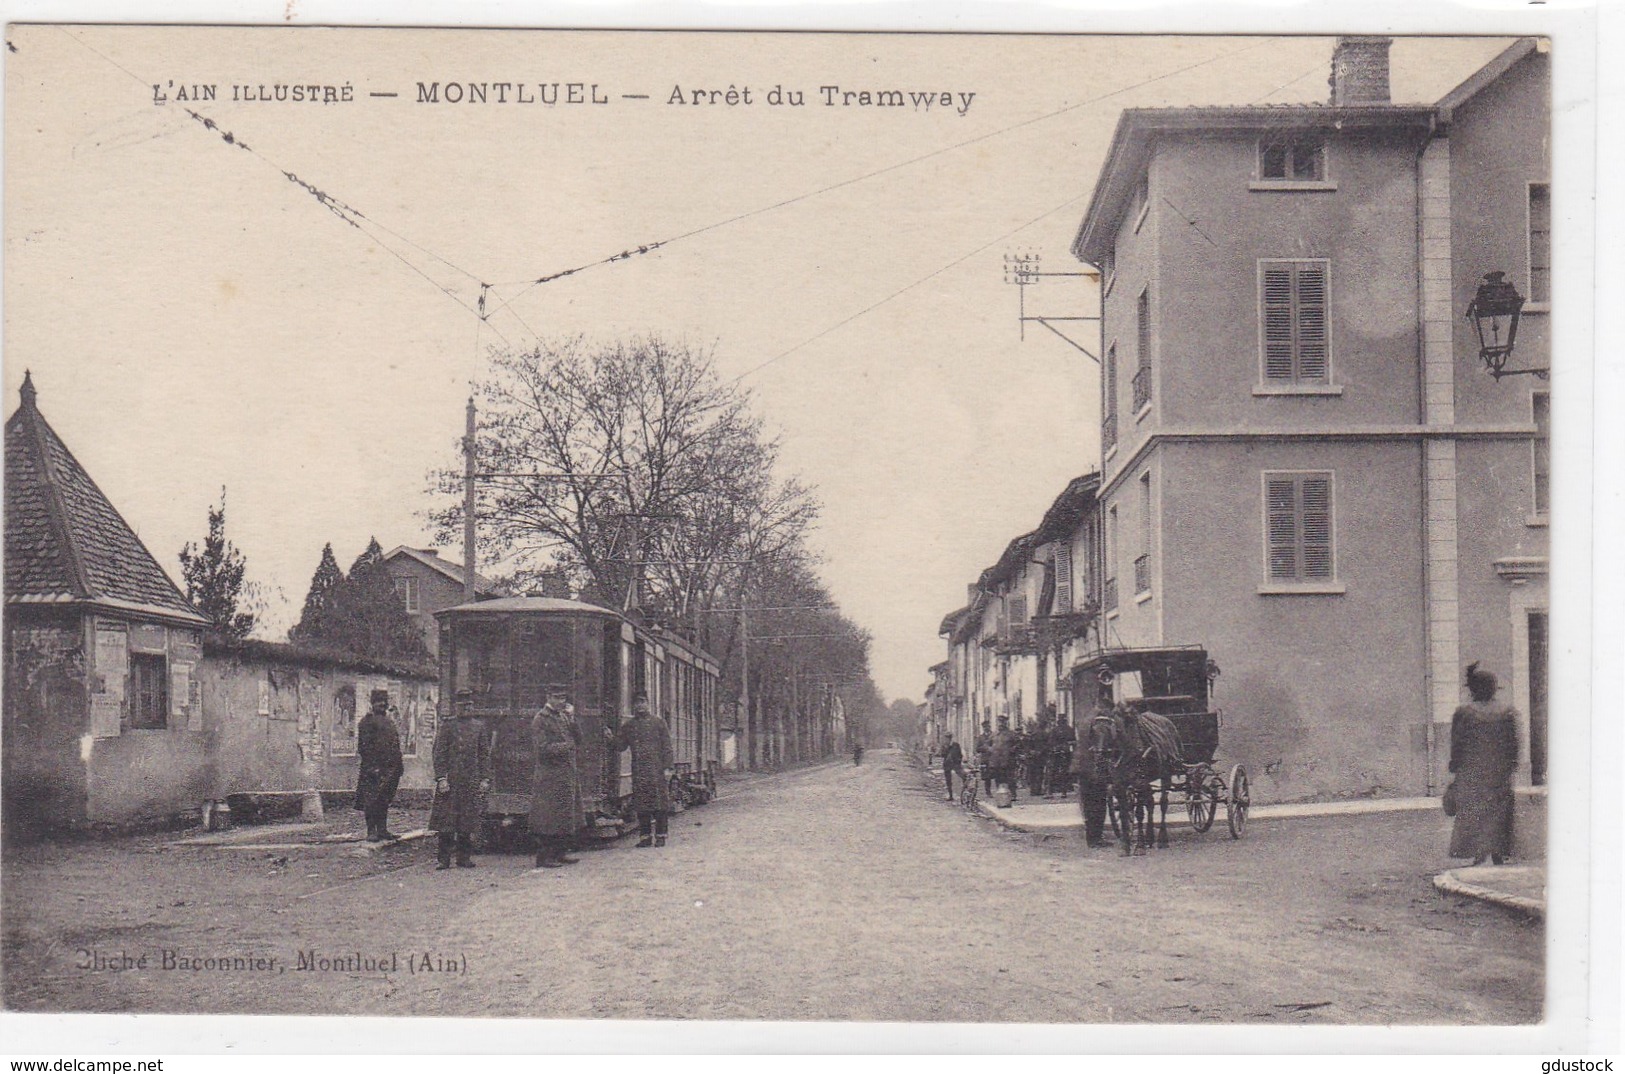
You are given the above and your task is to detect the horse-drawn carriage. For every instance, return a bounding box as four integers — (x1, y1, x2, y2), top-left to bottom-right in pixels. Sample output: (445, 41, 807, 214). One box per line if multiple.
(1071, 645, 1250, 850)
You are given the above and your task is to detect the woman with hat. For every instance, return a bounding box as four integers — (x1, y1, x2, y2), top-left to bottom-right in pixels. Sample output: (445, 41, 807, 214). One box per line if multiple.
(1447, 662, 1520, 866)
(354, 688, 405, 842)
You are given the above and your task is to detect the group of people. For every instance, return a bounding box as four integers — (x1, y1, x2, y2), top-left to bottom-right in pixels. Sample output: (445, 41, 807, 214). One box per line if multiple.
(352, 685, 678, 871)
(936, 707, 1076, 806)
(933, 659, 1523, 863)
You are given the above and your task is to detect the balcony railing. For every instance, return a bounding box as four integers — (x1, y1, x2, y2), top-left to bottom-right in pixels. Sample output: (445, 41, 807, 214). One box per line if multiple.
(1102, 411, 1118, 452)
(1132, 363, 1153, 412)
(1103, 577, 1118, 613)
(1134, 553, 1152, 595)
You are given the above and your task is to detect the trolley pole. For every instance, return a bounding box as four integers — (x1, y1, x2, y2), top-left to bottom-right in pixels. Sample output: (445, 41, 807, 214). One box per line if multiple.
(463, 396, 477, 603)
(739, 603, 752, 770)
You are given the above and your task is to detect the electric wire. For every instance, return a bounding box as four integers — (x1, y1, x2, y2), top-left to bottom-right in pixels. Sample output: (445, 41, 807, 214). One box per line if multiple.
(478, 37, 1275, 322)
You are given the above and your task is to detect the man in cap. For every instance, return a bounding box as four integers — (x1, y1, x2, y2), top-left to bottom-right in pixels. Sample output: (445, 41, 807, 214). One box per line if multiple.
(610, 691, 675, 848)
(354, 688, 405, 841)
(429, 688, 492, 870)
(530, 687, 584, 868)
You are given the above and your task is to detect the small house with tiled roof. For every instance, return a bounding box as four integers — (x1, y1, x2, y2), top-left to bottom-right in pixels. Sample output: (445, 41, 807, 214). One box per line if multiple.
(4, 372, 211, 831)
(4, 376, 439, 833)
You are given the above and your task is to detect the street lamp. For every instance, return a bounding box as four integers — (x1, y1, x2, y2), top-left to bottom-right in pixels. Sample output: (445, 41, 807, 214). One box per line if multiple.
(1465, 271, 1544, 380)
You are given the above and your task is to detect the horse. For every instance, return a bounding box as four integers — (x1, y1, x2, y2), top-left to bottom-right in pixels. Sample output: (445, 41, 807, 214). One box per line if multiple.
(1085, 705, 1183, 855)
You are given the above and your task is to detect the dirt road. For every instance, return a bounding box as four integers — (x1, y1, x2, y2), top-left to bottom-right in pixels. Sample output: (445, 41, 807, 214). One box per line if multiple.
(2, 750, 1540, 1022)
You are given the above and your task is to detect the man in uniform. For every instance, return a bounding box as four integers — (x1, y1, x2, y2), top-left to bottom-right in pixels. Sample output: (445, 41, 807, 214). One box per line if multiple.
(610, 692, 675, 848)
(940, 732, 965, 802)
(354, 688, 405, 841)
(1048, 712, 1075, 799)
(429, 688, 492, 870)
(531, 687, 584, 868)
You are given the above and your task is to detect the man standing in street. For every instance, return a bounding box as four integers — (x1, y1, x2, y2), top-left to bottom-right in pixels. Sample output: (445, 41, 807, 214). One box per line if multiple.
(990, 716, 1019, 805)
(974, 721, 993, 797)
(530, 687, 584, 869)
(1073, 698, 1114, 848)
(940, 732, 965, 802)
(354, 688, 405, 842)
(610, 692, 675, 848)
(429, 688, 492, 870)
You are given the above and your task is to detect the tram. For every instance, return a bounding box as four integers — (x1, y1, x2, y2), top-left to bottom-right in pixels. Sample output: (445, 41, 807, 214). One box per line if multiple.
(434, 596, 723, 835)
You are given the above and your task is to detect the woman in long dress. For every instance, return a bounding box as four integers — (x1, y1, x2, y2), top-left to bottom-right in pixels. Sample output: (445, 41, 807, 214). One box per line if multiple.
(1448, 662, 1520, 865)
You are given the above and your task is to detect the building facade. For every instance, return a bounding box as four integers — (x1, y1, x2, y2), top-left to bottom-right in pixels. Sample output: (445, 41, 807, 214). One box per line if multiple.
(1066, 37, 1549, 802)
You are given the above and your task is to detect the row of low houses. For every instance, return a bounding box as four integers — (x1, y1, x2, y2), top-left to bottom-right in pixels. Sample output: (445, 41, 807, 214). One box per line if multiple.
(3, 374, 441, 834)
(933, 38, 1551, 815)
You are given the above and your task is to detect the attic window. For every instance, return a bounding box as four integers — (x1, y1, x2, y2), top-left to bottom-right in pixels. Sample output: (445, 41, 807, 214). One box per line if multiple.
(1259, 138, 1326, 182)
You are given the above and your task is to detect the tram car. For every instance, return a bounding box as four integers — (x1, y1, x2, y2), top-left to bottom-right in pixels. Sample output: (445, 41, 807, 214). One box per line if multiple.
(434, 596, 723, 838)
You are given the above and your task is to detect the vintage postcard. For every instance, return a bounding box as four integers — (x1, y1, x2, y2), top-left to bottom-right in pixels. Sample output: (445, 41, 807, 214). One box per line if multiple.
(0, 13, 1606, 1053)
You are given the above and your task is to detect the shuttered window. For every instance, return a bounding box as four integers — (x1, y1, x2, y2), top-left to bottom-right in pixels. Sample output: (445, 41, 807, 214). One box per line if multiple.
(1261, 260, 1329, 384)
(1053, 545, 1073, 613)
(1532, 391, 1550, 516)
(1009, 594, 1029, 628)
(1528, 183, 1551, 304)
(1265, 472, 1335, 583)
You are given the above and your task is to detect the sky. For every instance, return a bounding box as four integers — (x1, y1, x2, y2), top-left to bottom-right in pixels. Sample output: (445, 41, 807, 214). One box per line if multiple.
(3, 26, 1514, 701)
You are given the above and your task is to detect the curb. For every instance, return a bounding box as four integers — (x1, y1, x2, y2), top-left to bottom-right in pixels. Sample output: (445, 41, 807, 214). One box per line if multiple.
(1432, 869, 1545, 917)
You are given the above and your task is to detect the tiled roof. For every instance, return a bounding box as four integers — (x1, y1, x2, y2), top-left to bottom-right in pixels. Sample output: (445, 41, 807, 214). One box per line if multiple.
(4, 374, 205, 623)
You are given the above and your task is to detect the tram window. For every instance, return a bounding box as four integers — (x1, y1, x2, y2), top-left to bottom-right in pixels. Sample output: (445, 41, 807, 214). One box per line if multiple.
(573, 624, 601, 710)
(455, 619, 510, 706)
(512, 617, 573, 709)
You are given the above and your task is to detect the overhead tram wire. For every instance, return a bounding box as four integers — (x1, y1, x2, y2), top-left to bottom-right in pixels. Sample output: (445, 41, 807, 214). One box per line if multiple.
(61, 27, 1274, 354)
(56, 27, 514, 344)
(729, 191, 1089, 384)
(476, 37, 1275, 325)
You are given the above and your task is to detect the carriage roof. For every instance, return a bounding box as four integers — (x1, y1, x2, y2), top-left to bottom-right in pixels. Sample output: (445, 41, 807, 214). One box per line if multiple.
(435, 595, 624, 619)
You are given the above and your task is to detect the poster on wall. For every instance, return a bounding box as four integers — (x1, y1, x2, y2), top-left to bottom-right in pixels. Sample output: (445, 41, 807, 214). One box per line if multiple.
(330, 682, 359, 756)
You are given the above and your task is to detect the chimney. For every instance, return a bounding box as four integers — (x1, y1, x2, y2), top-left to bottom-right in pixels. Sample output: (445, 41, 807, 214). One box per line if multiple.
(416, 547, 440, 558)
(1329, 36, 1392, 106)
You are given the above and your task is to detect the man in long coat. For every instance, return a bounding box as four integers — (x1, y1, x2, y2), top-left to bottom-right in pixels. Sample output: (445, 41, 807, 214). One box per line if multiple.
(530, 690, 584, 868)
(973, 721, 994, 796)
(1073, 700, 1114, 848)
(354, 688, 405, 842)
(611, 692, 674, 848)
(940, 733, 965, 802)
(429, 689, 492, 870)
(989, 717, 1019, 804)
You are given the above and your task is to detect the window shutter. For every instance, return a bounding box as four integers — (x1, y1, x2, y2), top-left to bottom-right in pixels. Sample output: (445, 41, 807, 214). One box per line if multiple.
(1054, 545, 1073, 613)
(1105, 344, 1117, 416)
(1300, 476, 1332, 578)
(1295, 265, 1328, 380)
(1263, 267, 1295, 380)
(1266, 477, 1299, 580)
(1137, 288, 1151, 371)
(1010, 595, 1028, 628)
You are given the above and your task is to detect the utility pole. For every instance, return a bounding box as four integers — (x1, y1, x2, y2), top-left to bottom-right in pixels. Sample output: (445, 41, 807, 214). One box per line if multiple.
(463, 396, 477, 603)
(739, 601, 751, 770)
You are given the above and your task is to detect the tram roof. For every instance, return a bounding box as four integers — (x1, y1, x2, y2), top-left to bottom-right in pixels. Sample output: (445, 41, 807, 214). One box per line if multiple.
(435, 596, 624, 619)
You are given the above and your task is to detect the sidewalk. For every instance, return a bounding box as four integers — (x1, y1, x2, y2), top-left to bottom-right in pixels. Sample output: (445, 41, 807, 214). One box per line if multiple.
(1432, 864, 1545, 917)
(932, 767, 1546, 918)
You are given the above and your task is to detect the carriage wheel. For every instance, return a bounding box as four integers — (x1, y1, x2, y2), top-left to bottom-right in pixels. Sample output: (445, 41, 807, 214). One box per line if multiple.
(1226, 764, 1250, 839)
(1186, 767, 1219, 834)
(1107, 789, 1123, 838)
